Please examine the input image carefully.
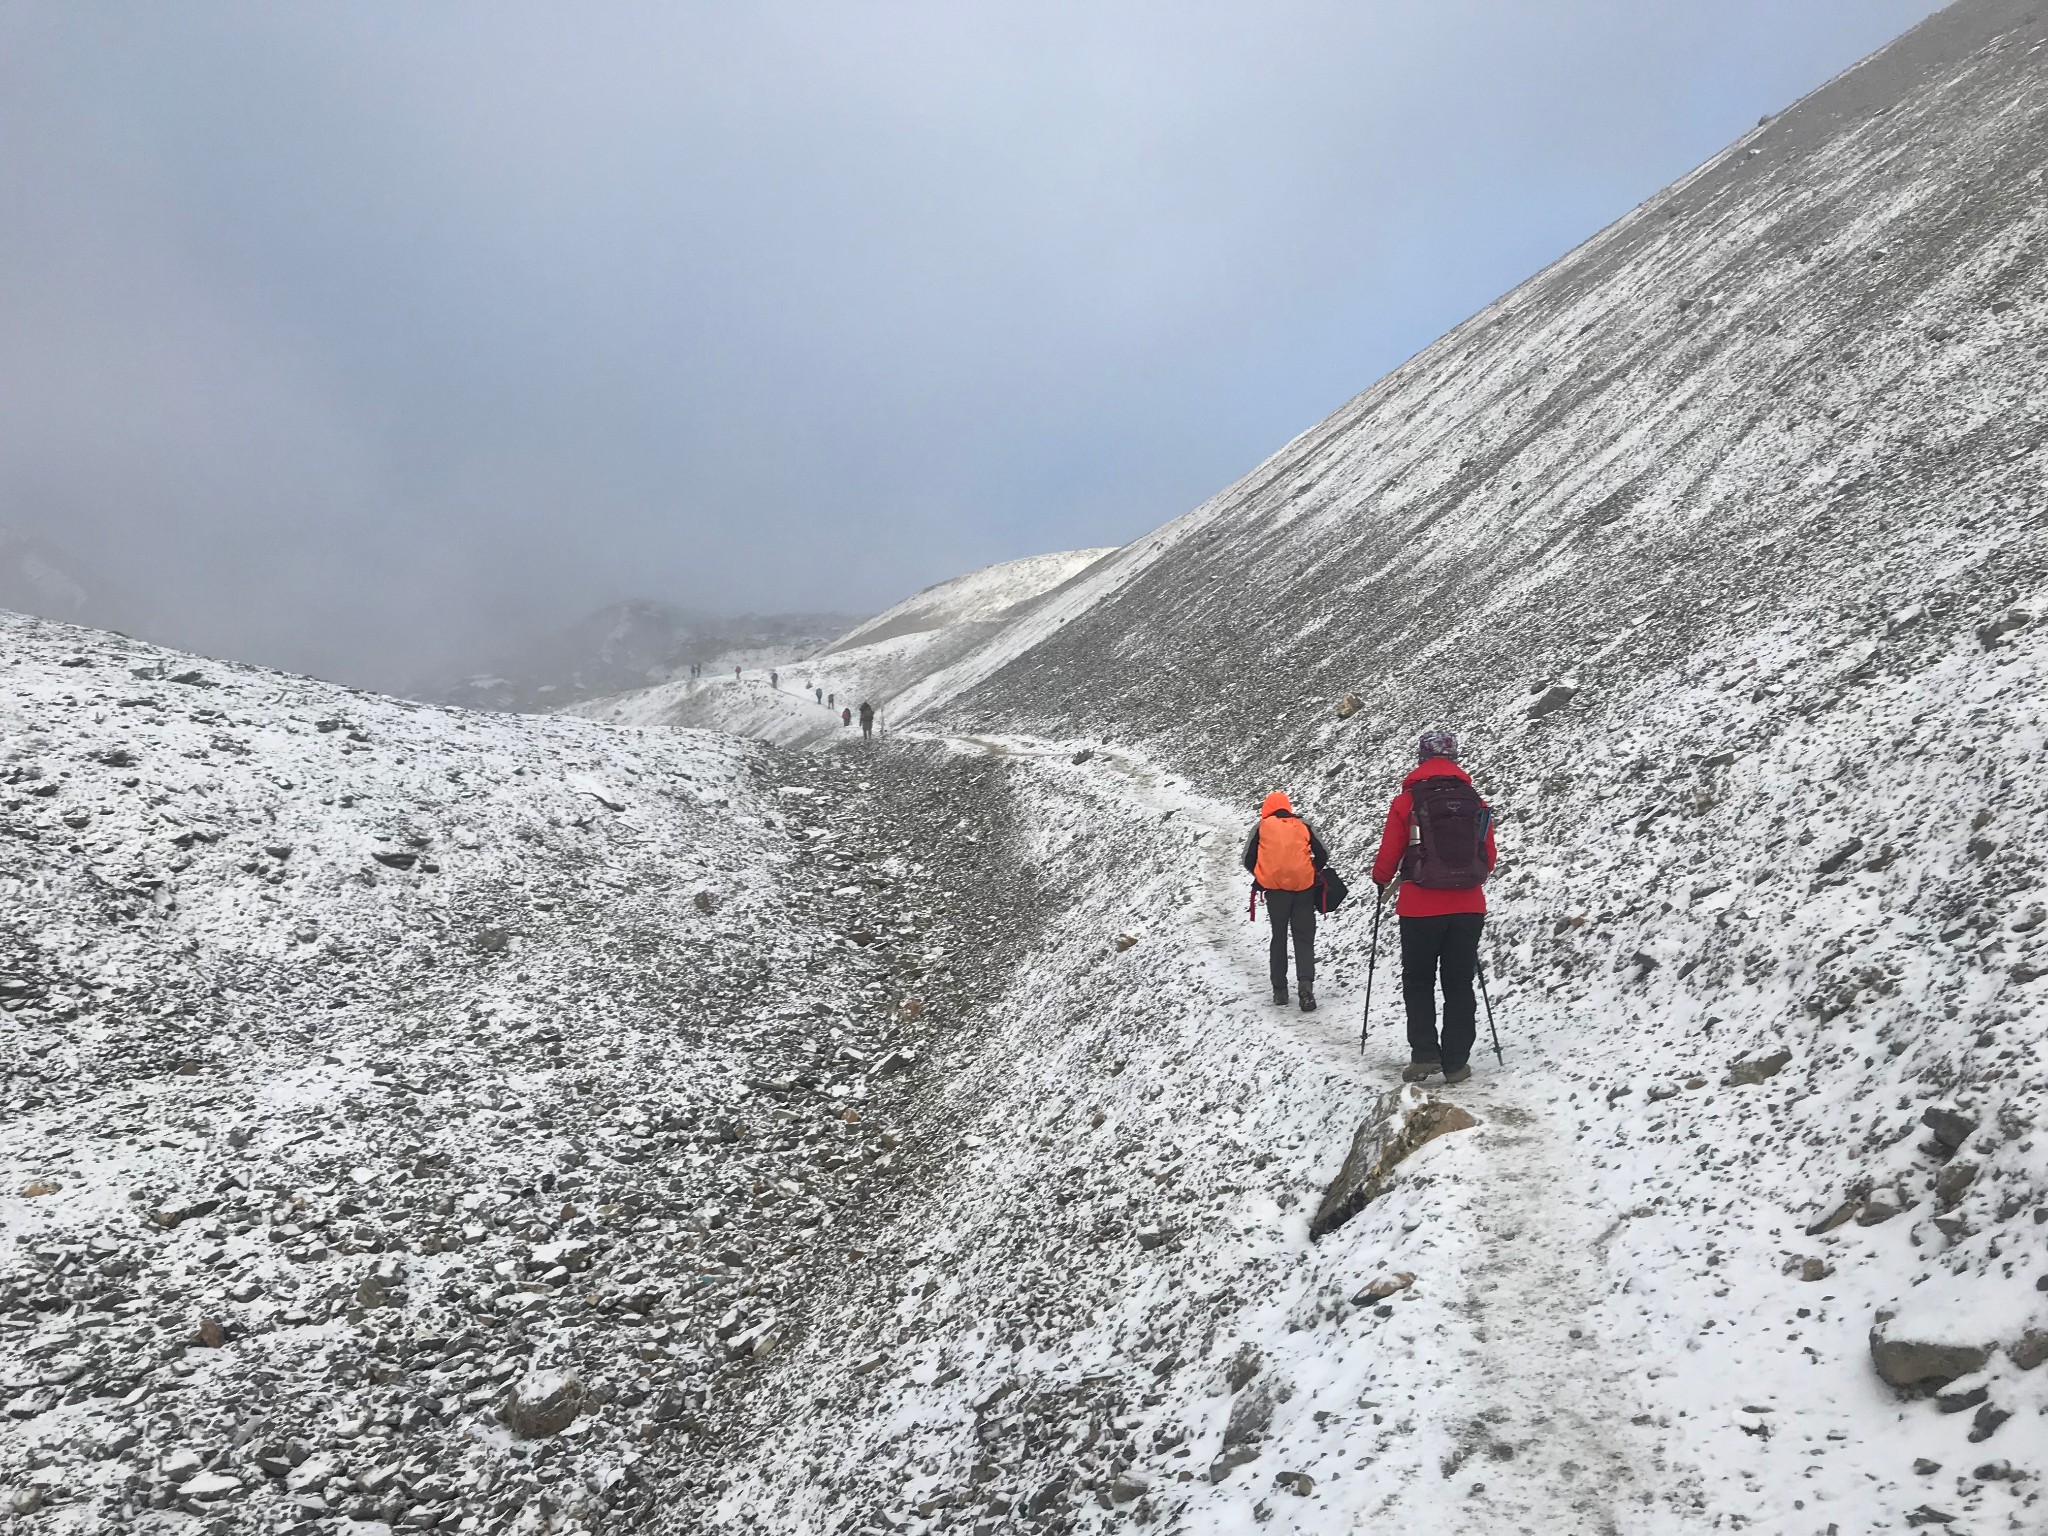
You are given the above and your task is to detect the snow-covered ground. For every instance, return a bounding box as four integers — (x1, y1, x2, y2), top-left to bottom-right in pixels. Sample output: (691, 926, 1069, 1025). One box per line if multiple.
(0, 610, 1045, 1531)
(10, 4, 2048, 1534)
(571, 549, 1115, 750)
(710, 723, 2046, 1534)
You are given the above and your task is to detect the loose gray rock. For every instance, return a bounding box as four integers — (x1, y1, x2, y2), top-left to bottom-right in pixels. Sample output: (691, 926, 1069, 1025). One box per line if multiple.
(1725, 1048, 1792, 1086)
(1869, 1318, 1992, 1389)
(1920, 1105, 1977, 1154)
(502, 1372, 583, 1439)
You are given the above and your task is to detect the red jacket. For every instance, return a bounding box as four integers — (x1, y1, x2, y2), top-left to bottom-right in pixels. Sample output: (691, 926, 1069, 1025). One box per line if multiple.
(1370, 758, 1497, 917)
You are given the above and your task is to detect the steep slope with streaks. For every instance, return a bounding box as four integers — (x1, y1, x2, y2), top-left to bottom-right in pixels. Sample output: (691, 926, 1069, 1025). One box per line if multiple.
(703, 4, 2048, 1531)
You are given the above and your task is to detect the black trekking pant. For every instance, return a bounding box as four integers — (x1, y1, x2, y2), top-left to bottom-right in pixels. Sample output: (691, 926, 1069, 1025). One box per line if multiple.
(1264, 887, 1316, 996)
(1400, 912, 1483, 1069)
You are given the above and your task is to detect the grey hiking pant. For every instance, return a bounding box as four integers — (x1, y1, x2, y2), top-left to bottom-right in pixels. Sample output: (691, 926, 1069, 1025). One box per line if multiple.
(1264, 887, 1316, 995)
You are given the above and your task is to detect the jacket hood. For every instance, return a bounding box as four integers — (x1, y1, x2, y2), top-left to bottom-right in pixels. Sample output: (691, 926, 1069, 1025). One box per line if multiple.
(1260, 791, 1295, 817)
(1403, 757, 1472, 789)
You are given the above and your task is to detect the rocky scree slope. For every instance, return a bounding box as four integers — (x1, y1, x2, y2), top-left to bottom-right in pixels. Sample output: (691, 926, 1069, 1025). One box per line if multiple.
(573, 550, 1116, 751)
(795, 0, 2048, 1525)
(919, 0, 2048, 1373)
(711, 731, 2045, 1535)
(0, 609, 1041, 1532)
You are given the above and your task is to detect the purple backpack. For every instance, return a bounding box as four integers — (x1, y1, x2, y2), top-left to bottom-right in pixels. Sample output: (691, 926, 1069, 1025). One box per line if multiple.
(1402, 777, 1490, 889)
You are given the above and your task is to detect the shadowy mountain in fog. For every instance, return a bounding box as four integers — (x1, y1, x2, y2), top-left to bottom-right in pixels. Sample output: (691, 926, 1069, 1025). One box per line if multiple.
(428, 599, 865, 713)
(0, 523, 152, 638)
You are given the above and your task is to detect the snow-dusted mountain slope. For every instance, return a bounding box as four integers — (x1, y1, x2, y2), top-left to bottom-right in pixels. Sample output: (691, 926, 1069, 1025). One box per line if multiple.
(430, 601, 861, 714)
(0, 610, 1048, 1531)
(691, 2, 2048, 1530)
(571, 549, 1115, 750)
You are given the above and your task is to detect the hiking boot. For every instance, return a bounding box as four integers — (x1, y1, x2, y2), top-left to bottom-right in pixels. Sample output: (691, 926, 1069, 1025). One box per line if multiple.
(1298, 991, 1317, 1014)
(1442, 1063, 1473, 1084)
(1272, 986, 1289, 1005)
(1400, 1058, 1440, 1083)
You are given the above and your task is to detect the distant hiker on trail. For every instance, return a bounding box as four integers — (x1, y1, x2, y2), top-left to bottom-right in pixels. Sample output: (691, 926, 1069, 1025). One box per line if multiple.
(734, 665, 741, 680)
(770, 670, 779, 689)
(1371, 729, 1497, 1084)
(1243, 791, 1332, 1013)
(858, 701, 874, 740)
(814, 686, 823, 704)
(841, 707, 851, 727)
(828, 692, 835, 707)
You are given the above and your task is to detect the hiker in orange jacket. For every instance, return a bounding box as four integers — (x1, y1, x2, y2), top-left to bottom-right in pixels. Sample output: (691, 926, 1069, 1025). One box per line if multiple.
(1243, 791, 1332, 1012)
(1371, 729, 1497, 1083)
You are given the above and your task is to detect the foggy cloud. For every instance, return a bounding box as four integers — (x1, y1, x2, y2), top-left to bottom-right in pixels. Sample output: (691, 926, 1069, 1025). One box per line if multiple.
(0, 1, 1941, 687)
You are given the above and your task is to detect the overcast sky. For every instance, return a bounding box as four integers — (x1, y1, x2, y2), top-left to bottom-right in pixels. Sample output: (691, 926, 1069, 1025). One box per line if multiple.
(1, 1, 1943, 687)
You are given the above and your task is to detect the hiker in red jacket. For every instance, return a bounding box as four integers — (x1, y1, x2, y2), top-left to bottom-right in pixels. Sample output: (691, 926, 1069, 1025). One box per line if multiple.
(1242, 791, 1332, 1012)
(1371, 729, 1497, 1084)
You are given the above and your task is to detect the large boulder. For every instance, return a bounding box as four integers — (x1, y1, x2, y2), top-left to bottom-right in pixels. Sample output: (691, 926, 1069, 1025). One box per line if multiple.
(1870, 1316, 1993, 1390)
(1310, 1087, 1479, 1239)
(501, 1371, 583, 1439)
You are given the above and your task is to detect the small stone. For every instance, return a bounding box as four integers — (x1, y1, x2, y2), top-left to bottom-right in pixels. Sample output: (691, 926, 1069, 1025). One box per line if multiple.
(1967, 1402, 2011, 1442)
(1933, 1161, 1978, 1210)
(693, 890, 718, 915)
(477, 928, 510, 954)
(18, 1179, 60, 1198)
(1353, 1271, 1416, 1304)
(1855, 1196, 1902, 1226)
(372, 850, 418, 870)
(181, 1472, 241, 1501)
(1335, 694, 1363, 720)
(1920, 1106, 1977, 1154)
(1071, 749, 1095, 764)
(1905, 1507, 1958, 1528)
(1113, 934, 1138, 952)
(195, 1317, 228, 1348)
(2007, 1329, 2048, 1371)
(1274, 1471, 1315, 1496)
(150, 1197, 220, 1229)
(1110, 1473, 1148, 1503)
(1800, 1258, 1831, 1283)
(1725, 1048, 1791, 1086)
(1527, 682, 1578, 718)
(161, 1448, 202, 1484)
(1207, 1445, 1260, 1482)
(1136, 1225, 1168, 1251)
(1933, 1378, 1988, 1413)
(1224, 1345, 1262, 1392)
(1804, 1198, 1860, 1236)
(1913, 1458, 1941, 1475)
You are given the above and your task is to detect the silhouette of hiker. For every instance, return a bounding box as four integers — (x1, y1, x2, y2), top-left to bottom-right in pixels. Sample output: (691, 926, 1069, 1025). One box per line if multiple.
(1243, 791, 1331, 1012)
(858, 701, 874, 740)
(1371, 728, 1497, 1084)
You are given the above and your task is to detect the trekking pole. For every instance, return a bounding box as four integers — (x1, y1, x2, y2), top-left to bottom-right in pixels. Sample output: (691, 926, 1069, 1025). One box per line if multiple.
(1477, 955, 1505, 1066)
(1359, 885, 1386, 1054)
